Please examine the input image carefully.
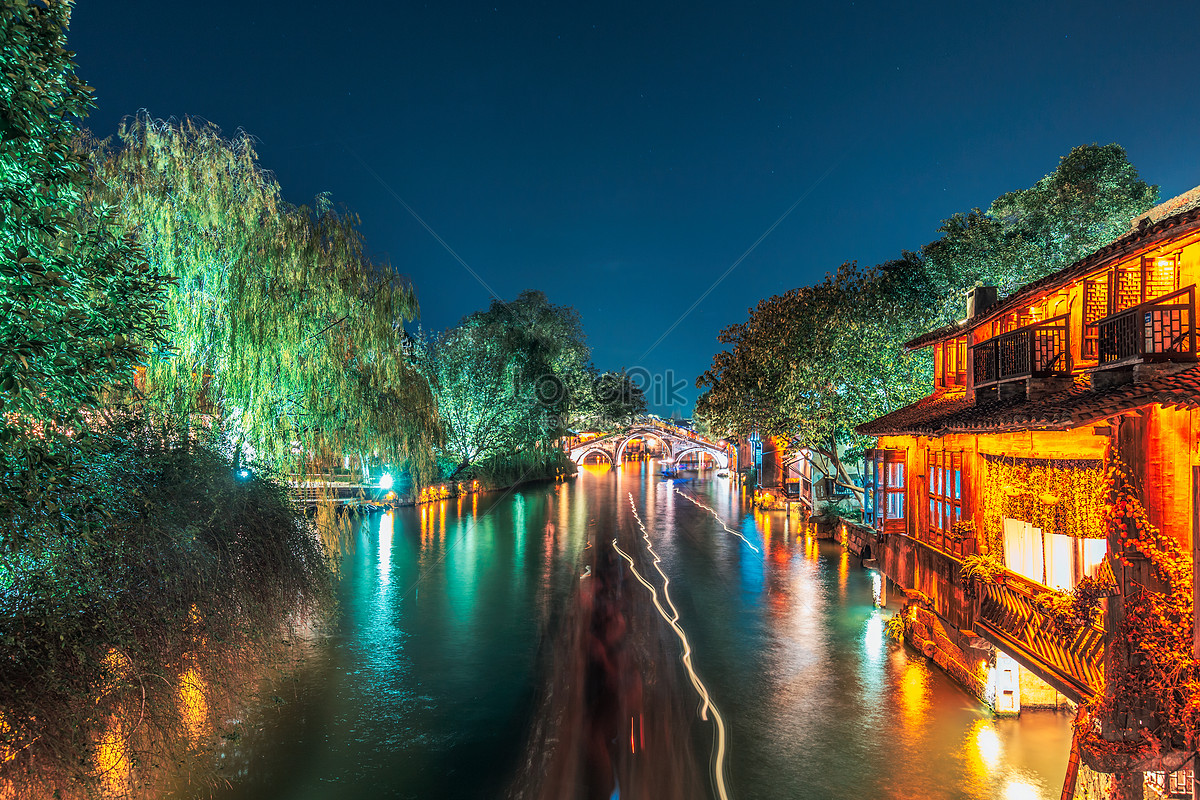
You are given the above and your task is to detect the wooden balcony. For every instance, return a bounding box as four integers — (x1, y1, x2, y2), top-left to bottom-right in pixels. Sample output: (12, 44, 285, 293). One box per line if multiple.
(974, 571, 1106, 702)
(971, 314, 1071, 388)
(1095, 285, 1197, 368)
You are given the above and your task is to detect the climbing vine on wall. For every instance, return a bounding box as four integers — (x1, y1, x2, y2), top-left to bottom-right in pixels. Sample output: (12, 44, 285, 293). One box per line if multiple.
(980, 455, 1105, 555)
(1081, 453, 1197, 766)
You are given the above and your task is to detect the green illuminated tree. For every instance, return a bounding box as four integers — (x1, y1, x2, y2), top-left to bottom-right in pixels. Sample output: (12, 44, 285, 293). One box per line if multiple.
(92, 116, 440, 482)
(419, 291, 592, 477)
(0, 0, 169, 510)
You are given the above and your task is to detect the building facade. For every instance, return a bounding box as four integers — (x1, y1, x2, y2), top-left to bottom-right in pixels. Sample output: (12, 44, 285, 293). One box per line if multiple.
(855, 190, 1200, 795)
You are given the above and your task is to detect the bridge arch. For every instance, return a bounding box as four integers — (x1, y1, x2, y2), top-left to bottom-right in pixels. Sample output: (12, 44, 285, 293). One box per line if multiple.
(575, 447, 614, 465)
(673, 445, 730, 470)
(615, 430, 672, 464)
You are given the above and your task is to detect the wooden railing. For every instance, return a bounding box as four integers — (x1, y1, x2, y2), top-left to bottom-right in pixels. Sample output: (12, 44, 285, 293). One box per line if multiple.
(1095, 285, 1197, 367)
(975, 571, 1106, 701)
(971, 314, 1071, 388)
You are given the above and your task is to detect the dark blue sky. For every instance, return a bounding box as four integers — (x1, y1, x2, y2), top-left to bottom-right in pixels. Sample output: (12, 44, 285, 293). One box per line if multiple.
(70, 1, 1200, 415)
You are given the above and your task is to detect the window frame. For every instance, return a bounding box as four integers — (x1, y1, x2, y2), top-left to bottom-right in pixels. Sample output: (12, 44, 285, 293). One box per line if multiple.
(927, 450, 963, 549)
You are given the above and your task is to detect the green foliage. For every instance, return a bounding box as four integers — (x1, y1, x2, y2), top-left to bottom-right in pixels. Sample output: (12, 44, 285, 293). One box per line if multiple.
(0, 0, 170, 511)
(919, 144, 1157, 325)
(959, 553, 1006, 584)
(884, 611, 907, 643)
(0, 420, 332, 794)
(418, 291, 598, 478)
(696, 144, 1157, 500)
(696, 261, 931, 496)
(91, 115, 440, 482)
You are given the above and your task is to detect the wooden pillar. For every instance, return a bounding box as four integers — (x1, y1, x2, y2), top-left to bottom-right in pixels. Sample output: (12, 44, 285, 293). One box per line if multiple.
(1193, 464, 1200, 662)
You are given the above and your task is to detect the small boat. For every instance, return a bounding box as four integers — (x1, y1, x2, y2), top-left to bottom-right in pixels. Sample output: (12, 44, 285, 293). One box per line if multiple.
(716, 471, 729, 478)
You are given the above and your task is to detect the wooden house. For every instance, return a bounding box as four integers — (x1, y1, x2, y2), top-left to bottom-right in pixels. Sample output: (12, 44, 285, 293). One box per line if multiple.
(855, 188, 1200, 790)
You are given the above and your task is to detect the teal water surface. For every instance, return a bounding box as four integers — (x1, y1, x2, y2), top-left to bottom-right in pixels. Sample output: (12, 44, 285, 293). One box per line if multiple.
(189, 463, 1071, 799)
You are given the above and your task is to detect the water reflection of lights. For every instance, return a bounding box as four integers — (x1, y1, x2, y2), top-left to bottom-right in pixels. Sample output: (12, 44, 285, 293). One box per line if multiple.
(870, 571, 882, 606)
(672, 487, 760, 553)
(838, 549, 849, 594)
(1004, 781, 1040, 800)
(898, 659, 929, 728)
(623, 495, 731, 800)
(864, 612, 883, 661)
(974, 721, 1001, 770)
(378, 511, 394, 587)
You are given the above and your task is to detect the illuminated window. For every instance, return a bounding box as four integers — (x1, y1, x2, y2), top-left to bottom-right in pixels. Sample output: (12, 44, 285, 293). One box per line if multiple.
(942, 337, 968, 387)
(866, 449, 907, 532)
(927, 450, 963, 544)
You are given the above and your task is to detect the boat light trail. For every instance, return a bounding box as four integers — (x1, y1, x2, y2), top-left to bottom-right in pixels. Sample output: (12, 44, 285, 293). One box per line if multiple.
(672, 487, 760, 553)
(616, 494, 731, 800)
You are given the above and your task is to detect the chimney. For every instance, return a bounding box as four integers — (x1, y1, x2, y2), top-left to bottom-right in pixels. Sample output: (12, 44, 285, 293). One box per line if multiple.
(966, 285, 998, 320)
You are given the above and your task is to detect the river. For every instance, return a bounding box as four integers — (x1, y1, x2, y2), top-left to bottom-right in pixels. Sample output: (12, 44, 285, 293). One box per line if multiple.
(183, 462, 1072, 799)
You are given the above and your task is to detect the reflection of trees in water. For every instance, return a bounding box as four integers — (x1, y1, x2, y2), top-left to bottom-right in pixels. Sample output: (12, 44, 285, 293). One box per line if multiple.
(509, 513, 704, 800)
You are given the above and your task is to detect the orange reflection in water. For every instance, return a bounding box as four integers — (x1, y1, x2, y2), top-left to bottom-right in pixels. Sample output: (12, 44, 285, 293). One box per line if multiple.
(838, 549, 849, 596)
(579, 463, 612, 476)
(897, 657, 930, 730)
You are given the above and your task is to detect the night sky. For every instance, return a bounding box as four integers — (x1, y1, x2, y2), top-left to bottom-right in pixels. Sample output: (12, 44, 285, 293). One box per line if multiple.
(70, 1, 1200, 415)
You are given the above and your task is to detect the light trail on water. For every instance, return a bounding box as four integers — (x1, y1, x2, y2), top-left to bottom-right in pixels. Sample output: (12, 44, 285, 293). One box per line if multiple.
(614, 493, 731, 800)
(672, 487, 760, 553)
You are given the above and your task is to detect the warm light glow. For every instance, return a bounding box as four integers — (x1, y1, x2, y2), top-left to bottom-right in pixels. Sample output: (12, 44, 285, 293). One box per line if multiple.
(898, 660, 929, 729)
(177, 666, 208, 743)
(974, 720, 1001, 770)
(1004, 781, 1041, 800)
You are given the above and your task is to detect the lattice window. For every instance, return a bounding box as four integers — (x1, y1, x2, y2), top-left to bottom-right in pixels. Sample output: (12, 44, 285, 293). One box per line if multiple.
(866, 449, 906, 532)
(927, 450, 962, 542)
(1082, 274, 1108, 360)
(942, 336, 968, 386)
(1114, 264, 1142, 312)
(1144, 254, 1179, 301)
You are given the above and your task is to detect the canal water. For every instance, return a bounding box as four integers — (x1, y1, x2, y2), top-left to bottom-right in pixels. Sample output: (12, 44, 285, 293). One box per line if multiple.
(186, 463, 1072, 799)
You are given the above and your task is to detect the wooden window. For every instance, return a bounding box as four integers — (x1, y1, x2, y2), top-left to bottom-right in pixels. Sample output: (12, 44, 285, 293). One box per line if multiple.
(1144, 253, 1179, 301)
(1082, 274, 1109, 360)
(942, 337, 968, 387)
(866, 449, 907, 532)
(927, 450, 963, 546)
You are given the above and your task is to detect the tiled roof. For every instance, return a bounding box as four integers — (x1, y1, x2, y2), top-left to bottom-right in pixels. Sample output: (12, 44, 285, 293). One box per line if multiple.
(856, 365, 1200, 437)
(903, 201, 1200, 352)
(903, 323, 965, 351)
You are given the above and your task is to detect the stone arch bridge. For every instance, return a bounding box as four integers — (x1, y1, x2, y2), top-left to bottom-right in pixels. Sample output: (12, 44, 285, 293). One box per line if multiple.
(566, 422, 732, 469)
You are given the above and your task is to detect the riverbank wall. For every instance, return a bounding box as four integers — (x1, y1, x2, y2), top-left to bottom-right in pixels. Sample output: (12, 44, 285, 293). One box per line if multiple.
(836, 520, 1070, 714)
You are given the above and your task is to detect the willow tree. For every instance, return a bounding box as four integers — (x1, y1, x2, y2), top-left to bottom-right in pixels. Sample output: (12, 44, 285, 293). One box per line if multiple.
(92, 116, 440, 483)
(0, 1, 169, 511)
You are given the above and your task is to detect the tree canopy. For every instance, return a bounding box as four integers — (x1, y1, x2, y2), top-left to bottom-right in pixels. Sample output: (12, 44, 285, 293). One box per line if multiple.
(0, 1, 170, 512)
(91, 116, 441, 482)
(696, 144, 1157, 500)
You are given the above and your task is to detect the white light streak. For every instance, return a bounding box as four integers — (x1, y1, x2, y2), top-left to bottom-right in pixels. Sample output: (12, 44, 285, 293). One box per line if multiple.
(673, 487, 760, 553)
(619, 494, 731, 800)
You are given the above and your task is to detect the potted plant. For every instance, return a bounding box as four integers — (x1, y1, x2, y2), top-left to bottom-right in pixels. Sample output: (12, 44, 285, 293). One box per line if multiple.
(959, 553, 1007, 585)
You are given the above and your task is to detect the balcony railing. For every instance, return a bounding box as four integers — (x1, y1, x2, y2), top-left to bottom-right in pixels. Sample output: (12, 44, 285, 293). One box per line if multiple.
(976, 571, 1106, 701)
(971, 314, 1071, 388)
(1095, 285, 1197, 367)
